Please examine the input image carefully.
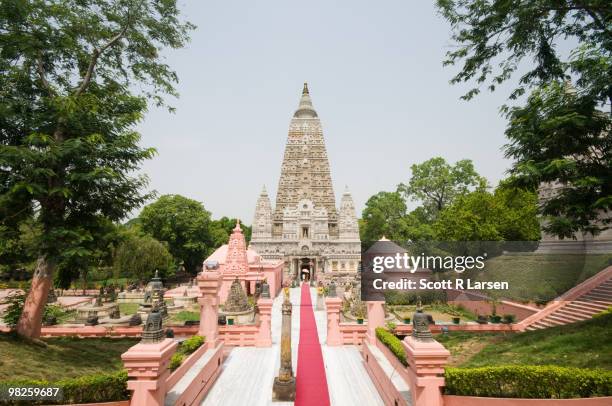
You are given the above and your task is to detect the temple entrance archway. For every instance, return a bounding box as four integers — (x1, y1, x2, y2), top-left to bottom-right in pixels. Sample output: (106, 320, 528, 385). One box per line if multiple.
(299, 257, 314, 282)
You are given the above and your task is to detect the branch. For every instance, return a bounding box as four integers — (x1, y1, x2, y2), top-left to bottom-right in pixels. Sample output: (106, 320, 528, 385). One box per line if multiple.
(36, 52, 53, 95)
(74, 11, 131, 96)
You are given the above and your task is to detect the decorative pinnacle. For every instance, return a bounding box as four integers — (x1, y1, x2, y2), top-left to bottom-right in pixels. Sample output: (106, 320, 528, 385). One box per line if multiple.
(302, 82, 309, 95)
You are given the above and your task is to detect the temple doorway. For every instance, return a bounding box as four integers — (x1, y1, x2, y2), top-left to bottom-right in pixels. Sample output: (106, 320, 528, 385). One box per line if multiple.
(299, 257, 313, 281)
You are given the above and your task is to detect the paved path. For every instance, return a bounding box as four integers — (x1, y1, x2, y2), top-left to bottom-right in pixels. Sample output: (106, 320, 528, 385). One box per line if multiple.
(312, 288, 384, 406)
(200, 286, 383, 406)
(200, 287, 301, 406)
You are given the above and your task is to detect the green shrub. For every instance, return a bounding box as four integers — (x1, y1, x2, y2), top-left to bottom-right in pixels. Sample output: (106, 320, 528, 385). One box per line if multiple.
(169, 353, 186, 371)
(593, 306, 612, 319)
(180, 335, 205, 354)
(0, 370, 128, 405)
(168, 335, 206, 371)
(444, 365, 612, 398)
(375, 327, 407, 366)
(502, 314, 516, 324)
(0, 292, 25, 327)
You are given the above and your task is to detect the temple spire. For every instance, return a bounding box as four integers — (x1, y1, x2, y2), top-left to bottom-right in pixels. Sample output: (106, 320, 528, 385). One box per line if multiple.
(294, 82, 318, 118)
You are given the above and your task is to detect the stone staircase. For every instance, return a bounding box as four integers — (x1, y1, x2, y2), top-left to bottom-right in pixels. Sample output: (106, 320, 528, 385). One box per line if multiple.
(525, 271, 612, 331)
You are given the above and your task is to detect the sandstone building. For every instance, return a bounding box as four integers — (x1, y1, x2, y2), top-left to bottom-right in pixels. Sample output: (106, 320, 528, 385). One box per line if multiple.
(250, 83, 361, 283)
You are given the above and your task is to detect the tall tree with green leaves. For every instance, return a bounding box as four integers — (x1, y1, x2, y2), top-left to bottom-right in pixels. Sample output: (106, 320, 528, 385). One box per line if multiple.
(0, 1, 193, 338)
(398, 157, 485, 218)
(436, 0, 611, 237)
(209, 217, 252, 247)
(139, 195, 213, 274)
(504, 82, 611, 237)
(434, 185, 540, 242)
(113, 230, 173, 282)
(436, 0, 611, 103)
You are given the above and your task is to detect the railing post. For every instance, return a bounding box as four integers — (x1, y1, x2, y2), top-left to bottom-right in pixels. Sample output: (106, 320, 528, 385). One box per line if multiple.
(365, 301, 385, 345)
(325, 297, 343, 346)
(121, 338, 177, 406)
(255, 297, 273, 347)
(402, 336, 450, 406)
(197, 271, 221, 347)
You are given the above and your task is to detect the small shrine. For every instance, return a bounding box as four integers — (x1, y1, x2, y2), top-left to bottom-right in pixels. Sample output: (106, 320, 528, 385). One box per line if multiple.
(220, 277, 255, 324)
(202, 220, 284, 302)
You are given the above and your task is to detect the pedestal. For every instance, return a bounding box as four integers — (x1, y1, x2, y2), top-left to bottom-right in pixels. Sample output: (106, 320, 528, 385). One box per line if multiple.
(325, 297, 343, 346)
(255, 297, 273, 347)
(121, 338, 178, 406)
(272, 376, 296, 401)
(366, 301, 385, 345)
(197, 271, 221, 347)
(402, 336, 450, 406)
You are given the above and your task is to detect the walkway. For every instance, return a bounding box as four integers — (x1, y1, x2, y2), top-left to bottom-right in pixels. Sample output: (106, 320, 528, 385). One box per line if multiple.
(312, 288, 385, 406)
(295, 283, 330, 405)
(200, 287, 301, 406)
(200, 285, 383, 406)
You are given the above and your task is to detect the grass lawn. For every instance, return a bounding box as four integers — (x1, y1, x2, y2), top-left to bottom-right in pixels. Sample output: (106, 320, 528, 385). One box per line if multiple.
(436, 313, 612, 370)
(0, 334, 137, 381)
(118, 302, 139, 315)
(391, 304, 477, 323)
(170, 310, 200, 324)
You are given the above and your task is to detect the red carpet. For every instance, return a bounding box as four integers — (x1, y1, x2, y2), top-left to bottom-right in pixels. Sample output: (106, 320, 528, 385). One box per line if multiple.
(295, 283, 331, 406)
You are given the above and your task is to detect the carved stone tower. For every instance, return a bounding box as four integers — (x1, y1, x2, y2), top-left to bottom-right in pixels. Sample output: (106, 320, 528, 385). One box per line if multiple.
(250, 83, 361, 285)
(273, 82, 338, 238)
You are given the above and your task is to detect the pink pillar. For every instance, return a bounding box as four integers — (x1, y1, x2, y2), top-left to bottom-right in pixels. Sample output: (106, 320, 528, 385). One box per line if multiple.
(197, 271, 221, 347)
(402, 336, 450, 406)
(121, 339, 177, 406)
(366, 301, 385, 345)
(255, 297, 273, 347)
(325, 297, 343, 346)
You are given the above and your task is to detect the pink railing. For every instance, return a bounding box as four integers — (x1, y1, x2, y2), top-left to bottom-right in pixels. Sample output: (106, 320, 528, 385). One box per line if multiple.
(339, 323, 367, 345)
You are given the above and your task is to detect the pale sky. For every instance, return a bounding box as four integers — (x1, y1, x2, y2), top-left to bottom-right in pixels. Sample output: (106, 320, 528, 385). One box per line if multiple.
(135, 1, 529, 223)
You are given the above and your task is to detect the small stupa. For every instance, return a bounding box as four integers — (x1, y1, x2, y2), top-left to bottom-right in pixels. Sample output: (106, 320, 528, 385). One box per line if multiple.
(221, 278, 254, 324)
(225, 278, 250, 312)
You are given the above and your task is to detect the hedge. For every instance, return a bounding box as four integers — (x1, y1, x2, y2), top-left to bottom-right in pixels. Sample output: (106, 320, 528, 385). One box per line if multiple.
(444, 365, 612, 399)
(169, 334, 206, 371)
(375, 327, 407, 366)
(0, 370, 128, 405)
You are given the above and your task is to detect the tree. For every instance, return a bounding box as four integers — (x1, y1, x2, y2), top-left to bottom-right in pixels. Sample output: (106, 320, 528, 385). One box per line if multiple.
(113, 230, 173, 282)
(504, 82, 611, 237)
(360, 191, 407, 241)
(398, 157, 485, 217)
(437, 1, 611, 238)
(209, 217, 252, 247)
(434, 185, 540, 242)
(139, 195, 213, 274)
(436, 0, 611, 104)
(493, 184, 541, 242)
(0, 1, 193, 338)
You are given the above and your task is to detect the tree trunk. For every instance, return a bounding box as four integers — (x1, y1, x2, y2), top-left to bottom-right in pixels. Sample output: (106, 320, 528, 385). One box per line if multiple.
(15, 256, 56, 339)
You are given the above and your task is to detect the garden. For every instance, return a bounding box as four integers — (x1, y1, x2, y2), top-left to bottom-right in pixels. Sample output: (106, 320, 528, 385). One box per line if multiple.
(376, 310, 612, 399)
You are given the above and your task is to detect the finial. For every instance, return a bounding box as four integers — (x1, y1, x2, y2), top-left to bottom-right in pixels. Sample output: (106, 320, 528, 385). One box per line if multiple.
(303, 82, 309, 95)
(261, 184, 267, 194)
(234, 219, 241, 231)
